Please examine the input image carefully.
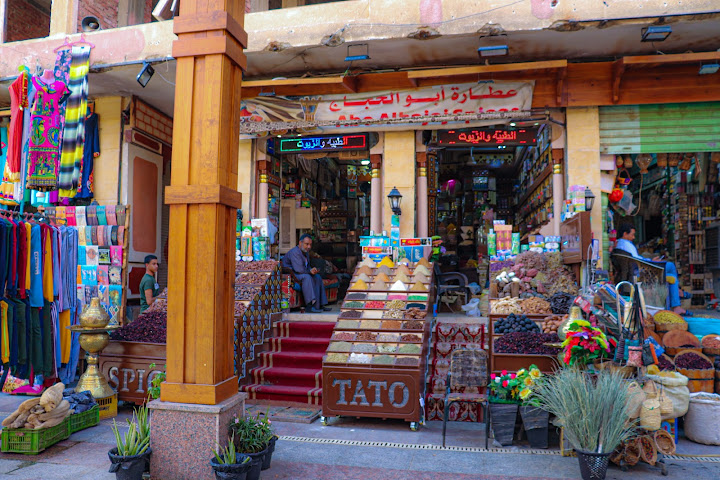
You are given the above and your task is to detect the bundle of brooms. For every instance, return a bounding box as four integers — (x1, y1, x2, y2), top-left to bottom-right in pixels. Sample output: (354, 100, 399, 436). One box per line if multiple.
(1, 383, 71, 430)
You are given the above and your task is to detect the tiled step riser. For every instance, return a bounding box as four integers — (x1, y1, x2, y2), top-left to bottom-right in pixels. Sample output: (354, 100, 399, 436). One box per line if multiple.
(269, 338, 331, 354)
(242, 390, 322, 405)
(250, 368, 322, 388)
(258, 353, 324, 370)
(275, 322, 335, 339)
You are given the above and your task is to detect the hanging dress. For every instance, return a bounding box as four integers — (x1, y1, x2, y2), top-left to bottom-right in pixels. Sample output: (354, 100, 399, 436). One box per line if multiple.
(26, 78, 68, 191)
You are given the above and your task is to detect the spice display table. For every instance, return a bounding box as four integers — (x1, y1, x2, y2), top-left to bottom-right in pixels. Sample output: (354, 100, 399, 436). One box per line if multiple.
(322, 261, 434, 430)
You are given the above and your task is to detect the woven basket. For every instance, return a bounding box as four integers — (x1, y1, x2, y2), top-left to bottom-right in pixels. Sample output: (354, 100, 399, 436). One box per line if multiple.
(609, 363, 636, 379)
(626, 381, 646, 419)
(623, 438, 641, 466)
(700, 334, 720, 356)
(639, 435, 658, 466)
(658, 386, 674, 416)
(655, 322, 688, 333)
(643, 380, 659, 399)
(640, 398, 661, 431)
(665, 346, 702, 356)
(653, 429, 676, 455)
(662, 330, 701, 348)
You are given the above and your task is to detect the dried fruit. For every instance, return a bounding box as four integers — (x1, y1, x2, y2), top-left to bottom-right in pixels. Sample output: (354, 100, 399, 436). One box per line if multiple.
(675, 352, 712, 369)
(494, 332, 561, 355)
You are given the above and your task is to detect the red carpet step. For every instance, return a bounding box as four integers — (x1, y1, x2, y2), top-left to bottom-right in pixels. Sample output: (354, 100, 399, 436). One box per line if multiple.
(241, 321, 335, 405)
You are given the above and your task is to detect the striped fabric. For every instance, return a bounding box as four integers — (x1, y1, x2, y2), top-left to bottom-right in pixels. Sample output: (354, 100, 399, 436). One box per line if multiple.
(58, 46, 91, 198)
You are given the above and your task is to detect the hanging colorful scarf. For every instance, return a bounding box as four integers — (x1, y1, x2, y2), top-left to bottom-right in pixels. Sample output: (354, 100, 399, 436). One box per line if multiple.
(47, 49, 73, 205)
(26, 77, 69, 191)
(58, 46, 91, 198)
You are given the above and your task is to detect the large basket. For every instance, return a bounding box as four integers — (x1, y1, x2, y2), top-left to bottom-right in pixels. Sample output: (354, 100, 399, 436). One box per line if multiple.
(1, 417, 70, 454)
(576, 449, 612, 480)
(653, 429, 676, 455)
(67, 406, 100, 434)
(701, 334, 720, 356)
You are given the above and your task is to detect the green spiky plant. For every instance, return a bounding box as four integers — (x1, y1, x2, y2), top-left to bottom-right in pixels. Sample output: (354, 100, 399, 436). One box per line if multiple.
(230, 412, 274, 454)
(111, 404, 151, 456)
(212, 434, 251, 465)
(535, 366, 636, 454)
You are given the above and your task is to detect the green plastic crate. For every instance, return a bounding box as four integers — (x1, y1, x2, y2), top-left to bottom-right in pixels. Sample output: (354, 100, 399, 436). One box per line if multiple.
(68, 406, 100, 434)
(1, 417, 70, 454)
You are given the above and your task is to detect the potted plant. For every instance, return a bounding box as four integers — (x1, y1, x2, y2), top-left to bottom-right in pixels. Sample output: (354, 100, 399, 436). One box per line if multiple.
(535, 367, 636, 480)
(210, 433, 252, 480)
(229, 413, 274, 480)
(108, 404, 152, 480)
(488, 369, 521, 446)
(517, 365, 550, 448)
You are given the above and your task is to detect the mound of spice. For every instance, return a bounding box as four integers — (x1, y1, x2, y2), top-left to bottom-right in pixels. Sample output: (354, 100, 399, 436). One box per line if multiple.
(675, 352, 713, 370)
(325, 353, 348, 363)
(345, 293, 367, 300)
(339, 310, 363, 319)
(382, 320, 402, 329)
(493, 332, 561, 355)
(404, 308, 427, 319)
(235, 260, 278, 271)
(356, 331, 377, 341)
(235, 286, 261, 301)
(373, 355, 394, 365)
(236, 272, 270, 285)
(386, 300, 407, 310)
(657, 355, 675, 371)
(395, 357, 419, 366)
(382, 310, 404, 319)
(343, 301, 365, 309)
(333, 332, 355, 341)
(328, 342, 352, 352)
(398, 344, 421, 354)
(353, 343, 376, 353)
(378, 333, 399, 342)
(402, 320, 424, 330)
(365, 301, 386, 309)
(377, 344, 397, 353)
(400, 334, 421, 342)
(111, 310, 167, 343)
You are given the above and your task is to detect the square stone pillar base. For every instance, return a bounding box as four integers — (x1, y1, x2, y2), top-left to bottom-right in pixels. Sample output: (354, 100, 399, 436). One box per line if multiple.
(148, 392, 248, 480)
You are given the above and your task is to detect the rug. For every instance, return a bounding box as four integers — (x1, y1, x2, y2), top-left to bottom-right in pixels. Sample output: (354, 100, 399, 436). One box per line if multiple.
(245, 404, 322, 424)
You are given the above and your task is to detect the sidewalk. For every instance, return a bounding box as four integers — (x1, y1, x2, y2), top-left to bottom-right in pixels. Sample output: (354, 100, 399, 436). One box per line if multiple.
(0, 394, 718, 479)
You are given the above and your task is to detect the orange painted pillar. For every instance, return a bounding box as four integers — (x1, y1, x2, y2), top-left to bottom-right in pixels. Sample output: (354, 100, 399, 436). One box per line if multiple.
(161, 0, 247, 405)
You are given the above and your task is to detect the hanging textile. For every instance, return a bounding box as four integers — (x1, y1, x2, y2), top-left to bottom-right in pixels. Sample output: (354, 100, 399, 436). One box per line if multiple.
(58, 46, 91, 197)
(47, 49, 73, 205)
(6, 72, 28, 181)
(26, 77, 69, 191)
(77, 109, 100, 199)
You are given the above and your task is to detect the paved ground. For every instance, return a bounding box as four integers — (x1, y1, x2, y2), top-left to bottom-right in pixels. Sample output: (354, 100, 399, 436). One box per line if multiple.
(0, 394, 718, 479)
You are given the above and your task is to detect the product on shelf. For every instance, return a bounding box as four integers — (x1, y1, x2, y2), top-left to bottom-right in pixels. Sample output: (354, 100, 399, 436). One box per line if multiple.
(350, 279, 368, 290)
(520, 297, 552, 315)
(541, 315, 567, 334)
(371, 281, 388, 291)
(549, 292, 575, 314)
(490, 297, 522, 315)
(410, 282, 428, 291)
(494, 332, 561, 355)
(494, 314, 540, 334)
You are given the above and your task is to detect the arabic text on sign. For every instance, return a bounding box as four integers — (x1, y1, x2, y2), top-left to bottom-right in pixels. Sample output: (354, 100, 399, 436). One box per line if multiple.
(279, 134, 367, 153)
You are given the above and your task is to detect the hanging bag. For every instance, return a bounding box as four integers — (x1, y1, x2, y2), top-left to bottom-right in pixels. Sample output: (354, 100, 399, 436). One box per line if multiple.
(639, 398, 661, 431)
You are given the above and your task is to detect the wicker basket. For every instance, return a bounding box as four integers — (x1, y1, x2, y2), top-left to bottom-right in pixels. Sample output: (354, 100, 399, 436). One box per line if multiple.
(623, 438, 641, 466)
(676, 350, 715, 393)
(653, 429, 676, 455)
(665, 346, 702, 356)
(662, 330, 700, 348)
(639, 435, 658, 465)
(655, 322, 688, 333)
(700, 334, 720, 356)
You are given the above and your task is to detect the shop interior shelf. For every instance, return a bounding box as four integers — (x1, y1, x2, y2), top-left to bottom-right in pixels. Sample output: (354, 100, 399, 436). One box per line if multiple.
(490, 352, 559, 374)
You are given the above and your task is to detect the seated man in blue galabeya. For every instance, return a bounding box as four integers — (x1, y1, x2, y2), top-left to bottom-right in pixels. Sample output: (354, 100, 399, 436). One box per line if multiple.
(614, 223, 690, 316)
(281, 234, 331, 313)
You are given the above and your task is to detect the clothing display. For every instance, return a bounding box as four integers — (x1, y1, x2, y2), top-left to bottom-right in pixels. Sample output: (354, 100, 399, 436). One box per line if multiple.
(2, 41, 96, 206)
(26, 77, 69, 191)
(0, 212, 78, 388)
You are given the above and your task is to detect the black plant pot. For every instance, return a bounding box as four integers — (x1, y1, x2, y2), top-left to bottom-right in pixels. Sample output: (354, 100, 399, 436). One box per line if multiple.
(261, 436, 278, 471)
(520, 405, 550, 449)
(210, 456, 253, 480)
(575, 449, 612, 480)
(243, 447, 267, 480)
(108, 447, 152, 480)
(489, 403, 518, 446)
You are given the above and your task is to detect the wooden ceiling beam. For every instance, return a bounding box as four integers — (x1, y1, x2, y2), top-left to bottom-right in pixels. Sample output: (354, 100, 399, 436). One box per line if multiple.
(621, 51, 720, 69)
(406, 60, 568, 80)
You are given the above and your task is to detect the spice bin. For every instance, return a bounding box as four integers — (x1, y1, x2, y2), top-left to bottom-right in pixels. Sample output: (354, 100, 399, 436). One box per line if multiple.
(322, 260, 434, 431)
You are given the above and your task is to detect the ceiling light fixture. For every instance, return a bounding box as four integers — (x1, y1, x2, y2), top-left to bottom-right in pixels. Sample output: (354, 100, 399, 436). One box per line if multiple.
(345, 43, 370, 62)
(136, 62, 154, 88)
(477, 45, 508, 57)
(699, 63, 720, 75)
(641, 25, 672, 42)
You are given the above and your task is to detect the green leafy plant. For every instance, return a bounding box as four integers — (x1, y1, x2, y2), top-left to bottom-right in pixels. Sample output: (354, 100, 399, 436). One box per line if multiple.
(111, 420, 149, 456)
(212, 434, 251, 465)
(230, 412, 274, 454)
(517, 365, 544, 406)
(535, 366, 636, 454)
(489, 369, 522, 404)
(148, 363, 166, 400)
(111, 404, 151, 456)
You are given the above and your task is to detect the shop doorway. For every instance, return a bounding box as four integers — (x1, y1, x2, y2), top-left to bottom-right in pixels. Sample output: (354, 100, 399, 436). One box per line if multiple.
(426, 125, 554, 280)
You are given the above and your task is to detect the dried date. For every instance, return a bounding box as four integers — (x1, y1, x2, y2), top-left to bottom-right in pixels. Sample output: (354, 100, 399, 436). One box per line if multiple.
(493, 332, 561, 355)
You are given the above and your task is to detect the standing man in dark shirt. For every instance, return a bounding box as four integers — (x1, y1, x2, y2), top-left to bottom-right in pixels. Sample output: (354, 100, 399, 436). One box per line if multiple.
(282, 234, 330, 313)
(139, 255, 160, 313)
